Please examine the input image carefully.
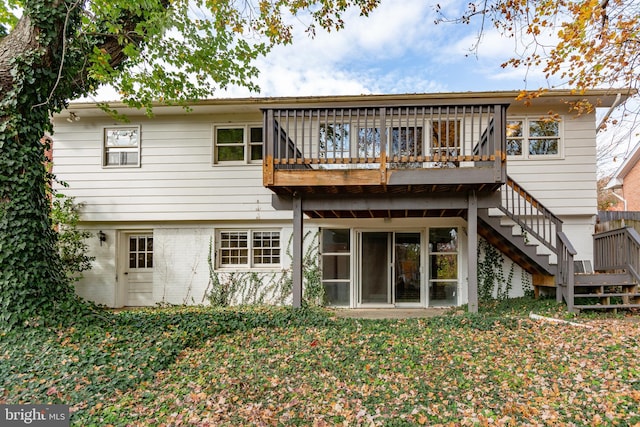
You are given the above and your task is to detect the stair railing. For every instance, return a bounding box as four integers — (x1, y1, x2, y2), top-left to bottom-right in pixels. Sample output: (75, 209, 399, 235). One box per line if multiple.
(594, 227, 640, 284)
(498, 176, 577, 308)
(557, 231, 577, 312)
(498, 176, 563, 253)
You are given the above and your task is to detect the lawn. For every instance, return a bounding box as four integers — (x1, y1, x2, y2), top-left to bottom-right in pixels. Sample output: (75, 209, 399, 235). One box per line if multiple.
(2, 299, 640, 426)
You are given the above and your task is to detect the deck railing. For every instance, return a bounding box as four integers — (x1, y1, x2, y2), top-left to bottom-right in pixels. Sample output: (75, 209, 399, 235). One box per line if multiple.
(263, 103, 507, 186)
(594, 227, 640, 283)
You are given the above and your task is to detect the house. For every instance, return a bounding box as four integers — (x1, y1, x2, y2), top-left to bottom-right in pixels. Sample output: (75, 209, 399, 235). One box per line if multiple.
(51, 90, 629, 312)
(606, 139, 640, 211)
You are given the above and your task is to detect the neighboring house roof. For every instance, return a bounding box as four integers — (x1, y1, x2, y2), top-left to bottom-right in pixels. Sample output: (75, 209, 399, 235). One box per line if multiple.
(606, 139, 640, 189)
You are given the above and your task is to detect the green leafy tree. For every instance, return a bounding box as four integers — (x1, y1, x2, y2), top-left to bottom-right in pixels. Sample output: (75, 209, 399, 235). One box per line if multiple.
(0, 0, 380, 328)
(51, 192, 95, 282)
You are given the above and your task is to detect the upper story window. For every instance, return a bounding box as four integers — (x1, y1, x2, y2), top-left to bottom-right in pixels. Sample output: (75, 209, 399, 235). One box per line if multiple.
(319, 123, 351, 159)
(214, 125, 263, 164)
(323, 122, 459, 159)
(103, 126, 140, 167)
(507, 118, 562, 159)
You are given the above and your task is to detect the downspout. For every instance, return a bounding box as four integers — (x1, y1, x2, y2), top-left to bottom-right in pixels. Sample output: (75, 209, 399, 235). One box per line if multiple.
(597, 93, 622, 133)
(611, 191, 628, 215)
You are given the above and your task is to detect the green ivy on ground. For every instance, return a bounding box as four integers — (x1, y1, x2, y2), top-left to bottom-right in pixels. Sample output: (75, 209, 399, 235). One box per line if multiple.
(2, 302, 640, 426)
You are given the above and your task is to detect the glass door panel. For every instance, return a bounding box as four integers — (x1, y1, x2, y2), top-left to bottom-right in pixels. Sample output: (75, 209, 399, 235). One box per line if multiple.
(360, 232, 390, 304)
(428, 227, 459, 307)
(394, 233, 421, 303)
(321, 227, 351, 306)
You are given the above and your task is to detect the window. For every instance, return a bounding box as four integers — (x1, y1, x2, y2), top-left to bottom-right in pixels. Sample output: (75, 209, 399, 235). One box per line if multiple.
(431, 120, 460, 155)
(506, 120, 524, 156)
(428, 227, 458, 306)
(507, 118, 562, 158)
(319, 123, 351, 159)
(392, 127, 423, 158)
(356, 127, 425, 159)
(321, 229, 350, 306)
(217, 230, 280, 268)
(214, 125, 263, 164)
(104, 127, 140, 167)
(129, 235, 153, 269)
(357, 127, 382, 158)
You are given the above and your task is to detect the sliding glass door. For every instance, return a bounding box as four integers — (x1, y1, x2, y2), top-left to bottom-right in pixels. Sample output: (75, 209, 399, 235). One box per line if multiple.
(359, 231, 422, 306)
(360, 232, 390, 304)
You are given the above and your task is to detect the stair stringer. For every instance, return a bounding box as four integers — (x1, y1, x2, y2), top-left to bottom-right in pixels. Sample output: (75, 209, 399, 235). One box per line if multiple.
(477, 209, 557, 292)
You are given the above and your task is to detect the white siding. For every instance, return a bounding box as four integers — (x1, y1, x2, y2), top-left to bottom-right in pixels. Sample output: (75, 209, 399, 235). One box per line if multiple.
(53, 103, 599, 221)
(53, 113, 289, 222)
(74, 229, 118, 306)
(507, 108, 598, 216)
(153, 227, 213, 305)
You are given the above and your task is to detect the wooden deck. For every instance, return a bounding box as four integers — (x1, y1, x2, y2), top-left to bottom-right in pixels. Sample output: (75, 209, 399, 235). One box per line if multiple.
(263, 103, 508, 198)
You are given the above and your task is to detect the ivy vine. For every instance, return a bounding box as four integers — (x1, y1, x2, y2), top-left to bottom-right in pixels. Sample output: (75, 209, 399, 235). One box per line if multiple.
(477, 238, 514, 302)
(206, 231, 323, 308)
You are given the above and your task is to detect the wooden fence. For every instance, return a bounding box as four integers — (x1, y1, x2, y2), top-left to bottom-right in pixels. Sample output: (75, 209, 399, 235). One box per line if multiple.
(596, 211, 640, 234)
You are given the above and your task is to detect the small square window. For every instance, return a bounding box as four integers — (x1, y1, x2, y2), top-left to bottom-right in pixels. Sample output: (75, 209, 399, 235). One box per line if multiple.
(104, 127, 140, 167)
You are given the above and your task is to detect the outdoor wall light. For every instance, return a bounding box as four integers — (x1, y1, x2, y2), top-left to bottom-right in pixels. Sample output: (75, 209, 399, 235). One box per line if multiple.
(66, 112, 80, 123)
(98, 230, 106, 246)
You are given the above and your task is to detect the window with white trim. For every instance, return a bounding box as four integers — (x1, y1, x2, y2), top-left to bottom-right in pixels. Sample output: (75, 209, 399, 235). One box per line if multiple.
(507, 117, 562, 158)
(129, 234, 153, 268)
(217, 230, 281, 268)
(214, 125, 263, 164)
(103, 126, 140, 167)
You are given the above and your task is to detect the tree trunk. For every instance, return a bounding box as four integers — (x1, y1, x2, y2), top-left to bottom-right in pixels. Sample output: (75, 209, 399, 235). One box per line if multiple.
(0, 1, 93, 328)
(1, 0, 170, 328)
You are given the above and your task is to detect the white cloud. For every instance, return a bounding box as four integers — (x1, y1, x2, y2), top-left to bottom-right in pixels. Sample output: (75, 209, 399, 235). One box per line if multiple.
(223, 0, 454, 97)
(80, 0, 565, 101)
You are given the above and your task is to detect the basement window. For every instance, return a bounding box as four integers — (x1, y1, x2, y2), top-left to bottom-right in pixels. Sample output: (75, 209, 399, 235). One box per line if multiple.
(217, 230, 281, 268)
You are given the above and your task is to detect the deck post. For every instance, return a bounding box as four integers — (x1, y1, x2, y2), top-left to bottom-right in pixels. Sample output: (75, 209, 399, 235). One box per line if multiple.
(379, 107, 387, 184)
(468, 191, 478, 313)
(264, 110, 275, 186)
(493, 104, 506, 183)
(292, 193, 303, 308)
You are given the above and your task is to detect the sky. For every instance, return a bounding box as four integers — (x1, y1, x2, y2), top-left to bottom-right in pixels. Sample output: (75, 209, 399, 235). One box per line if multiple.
(219, 0, 550, 98)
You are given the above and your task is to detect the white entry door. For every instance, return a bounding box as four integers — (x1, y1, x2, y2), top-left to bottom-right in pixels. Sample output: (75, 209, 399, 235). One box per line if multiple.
(123, 233, 154, 306)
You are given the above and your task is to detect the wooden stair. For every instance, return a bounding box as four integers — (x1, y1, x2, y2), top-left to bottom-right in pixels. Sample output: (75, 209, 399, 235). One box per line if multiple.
(477, 179, 640, 312)
(573, 272, 640, 311)
(477, 209, 557, 295)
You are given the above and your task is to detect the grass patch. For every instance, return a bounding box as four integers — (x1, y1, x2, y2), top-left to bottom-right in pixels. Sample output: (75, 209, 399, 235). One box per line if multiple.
(2, 300, 640, 425)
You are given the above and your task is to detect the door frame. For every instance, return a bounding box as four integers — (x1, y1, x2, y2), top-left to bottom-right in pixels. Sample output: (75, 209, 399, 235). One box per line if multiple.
(116, 230, 154, 307)
(355, 229, 425, 308)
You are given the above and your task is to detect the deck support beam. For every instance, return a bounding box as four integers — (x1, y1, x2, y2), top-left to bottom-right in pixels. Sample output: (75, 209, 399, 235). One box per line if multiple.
(468, 191, 478, 313)
(292, 193, 303, 308)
